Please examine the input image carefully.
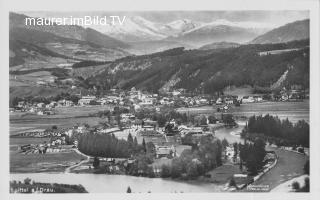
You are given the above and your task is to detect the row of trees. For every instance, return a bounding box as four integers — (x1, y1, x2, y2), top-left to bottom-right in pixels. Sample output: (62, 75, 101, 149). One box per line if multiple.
(77, 132, 144, 158)
(243, 115, 309, 147)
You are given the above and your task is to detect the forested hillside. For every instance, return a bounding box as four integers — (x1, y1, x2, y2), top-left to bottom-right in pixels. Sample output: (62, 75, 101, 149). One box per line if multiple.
(81, 39, 309, 94)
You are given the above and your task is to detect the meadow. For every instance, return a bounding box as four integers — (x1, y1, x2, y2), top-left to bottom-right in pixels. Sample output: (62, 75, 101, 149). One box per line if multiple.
(10, 149, 86, 173)
(10, 105, 114, 135)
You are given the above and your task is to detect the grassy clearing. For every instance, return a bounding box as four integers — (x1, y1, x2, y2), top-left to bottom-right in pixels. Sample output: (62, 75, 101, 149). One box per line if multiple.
(10, 106, 113, 135)
(201, 164, 242, 184)
(10, 116, 104, 135)
(10, 150, 86, 173)
(10, 137, 50, 145)
(10, 85, 76, 98)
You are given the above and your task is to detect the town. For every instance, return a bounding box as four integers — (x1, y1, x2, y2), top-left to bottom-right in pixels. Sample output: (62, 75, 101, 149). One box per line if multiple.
(10, 86, 307, 115)
(10, 86, 309, 192)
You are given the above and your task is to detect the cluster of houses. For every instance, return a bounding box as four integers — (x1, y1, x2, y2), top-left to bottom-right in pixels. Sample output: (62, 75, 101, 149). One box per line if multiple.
(14, 128, 74, 154)
(278, 87, 307, 101)
(11, 101, 56, 115)
(12, 128, 71, 138)
(11, 85, 308, 115)
(18, 139, 66, 154)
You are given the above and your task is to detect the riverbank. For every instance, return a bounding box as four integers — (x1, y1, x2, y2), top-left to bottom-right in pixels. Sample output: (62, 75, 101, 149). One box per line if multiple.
(243, 147, 308, 191)
(10, 173, 224, 193)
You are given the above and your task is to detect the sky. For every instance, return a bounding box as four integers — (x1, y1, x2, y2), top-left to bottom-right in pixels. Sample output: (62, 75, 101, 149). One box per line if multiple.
(21, 10, 309, 28)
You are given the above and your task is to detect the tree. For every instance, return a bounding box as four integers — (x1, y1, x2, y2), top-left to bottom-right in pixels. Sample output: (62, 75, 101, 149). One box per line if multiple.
(199, 115, 208, 125)
(208, 115, 217, 124)
(165, 123, 174, 133)
(242, 138, 266, 175)
(160, 165, 171, 178)
(23, 178, 31, 185)
(222, 114, 235, 126)
(253, 138, 266, 169)
(215, 139, 223, 166)
(233, 143, 238, 159)
(303, 177, 310, 192)
(10, 96, 22, 107)
(127, 133, 134, 144)
(245, 153, 259, 175)
(93, 157, 100, 169)
(239, 143, 249, 162)
(186, 162, 200, 179)
(229, 177, 237, 188)
(126, 186, 132, 193)
(292, 181, 300, 191)
(146, 142, 156, 156)
(133, 137, 138, 150)
(171, 158, 183, 178)
(222, 138, 229, 149)
(303, 160, 309, 174)
(142, 138, 146, 153)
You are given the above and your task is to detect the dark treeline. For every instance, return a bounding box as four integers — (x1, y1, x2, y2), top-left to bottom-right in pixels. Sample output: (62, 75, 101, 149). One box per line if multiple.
(243, 115, 309, 147)
(72, 60, 110, 69)
(77, 132, 143, 158)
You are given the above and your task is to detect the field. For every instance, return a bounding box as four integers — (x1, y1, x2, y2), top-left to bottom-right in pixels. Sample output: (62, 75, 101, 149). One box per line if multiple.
(10, 149, 86, 173)
(10, 85, 78, 98)
(202, 164, 242, 184)
(177, 101, 309, 123)
(10, 105, 114, 135)
(10, 137, 50, 146)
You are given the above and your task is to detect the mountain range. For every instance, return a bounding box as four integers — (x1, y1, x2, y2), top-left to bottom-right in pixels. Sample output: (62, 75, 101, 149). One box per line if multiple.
(9, 12, 310, 98)
(9, 12, 131, 67)
(92, 17, 270, 48)
(250, 19, 309, 44)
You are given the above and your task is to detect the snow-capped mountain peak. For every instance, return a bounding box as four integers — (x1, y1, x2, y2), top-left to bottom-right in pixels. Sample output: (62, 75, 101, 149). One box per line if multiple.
(181, 19, 273, 35)
(87, 16, 272, 43)
(93, 16, 202, 42)
(165, 19, 201, 33)
(94, 16, 167, 42)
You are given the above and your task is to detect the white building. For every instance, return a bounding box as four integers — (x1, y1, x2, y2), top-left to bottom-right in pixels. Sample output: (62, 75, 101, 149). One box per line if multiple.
(78, 95, 96, 105)
(242, 96, 255, 103)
